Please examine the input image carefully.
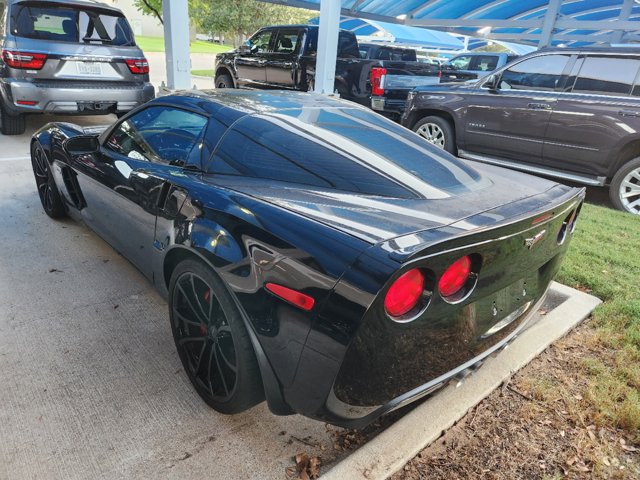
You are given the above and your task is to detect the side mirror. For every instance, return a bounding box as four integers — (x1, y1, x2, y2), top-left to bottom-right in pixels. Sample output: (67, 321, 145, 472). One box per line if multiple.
(483, 74, 499, 91)
(65, 135, 99, 155)
(238, 44, 251, 54)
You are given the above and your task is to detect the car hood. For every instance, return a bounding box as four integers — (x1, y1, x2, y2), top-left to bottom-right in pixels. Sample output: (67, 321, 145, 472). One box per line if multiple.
(205, 162, 572, 245)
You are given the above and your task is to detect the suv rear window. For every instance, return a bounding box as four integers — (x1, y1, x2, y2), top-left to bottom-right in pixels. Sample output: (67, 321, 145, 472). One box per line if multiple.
(10, 3, 135, 46)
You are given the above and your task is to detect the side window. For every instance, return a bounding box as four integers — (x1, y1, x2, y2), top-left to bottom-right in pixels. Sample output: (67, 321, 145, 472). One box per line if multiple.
(572, 56, 640, 96)
(304, 28, 317, 56)
(448, 56, 471, 70)
(499, 54, 570, 91)
(359, 45, 371, 59)
(105, 106, 207, 165)
(337, 32, 359, 58)
(273, 29, 301, 54)
(471, 55, 499, 72)
(249, 29, 273, 54)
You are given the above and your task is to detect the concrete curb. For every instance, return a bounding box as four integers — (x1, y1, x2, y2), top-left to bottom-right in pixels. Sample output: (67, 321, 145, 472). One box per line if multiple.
(321, 281, 602, 480)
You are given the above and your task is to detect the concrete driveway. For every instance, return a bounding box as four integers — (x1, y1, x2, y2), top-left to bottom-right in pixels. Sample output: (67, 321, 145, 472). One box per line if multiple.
(0, 54, 344, 480)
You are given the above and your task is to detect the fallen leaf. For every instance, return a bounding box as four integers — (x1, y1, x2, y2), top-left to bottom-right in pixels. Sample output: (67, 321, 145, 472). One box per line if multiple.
(620, 439, 639, 452)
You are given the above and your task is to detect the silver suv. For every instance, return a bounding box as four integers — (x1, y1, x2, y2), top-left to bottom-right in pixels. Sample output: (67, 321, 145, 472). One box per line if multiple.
(0, 0, 154, 135)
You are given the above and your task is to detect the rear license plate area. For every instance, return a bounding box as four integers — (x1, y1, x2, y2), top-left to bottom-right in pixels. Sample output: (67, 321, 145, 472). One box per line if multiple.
(76, 62, 103, 76)
(480, 278, 533, 339)
(77, 101, 116, 112)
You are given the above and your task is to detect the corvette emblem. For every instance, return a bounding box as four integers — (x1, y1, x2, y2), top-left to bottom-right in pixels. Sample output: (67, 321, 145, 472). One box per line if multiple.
(525, 230, 546, 249)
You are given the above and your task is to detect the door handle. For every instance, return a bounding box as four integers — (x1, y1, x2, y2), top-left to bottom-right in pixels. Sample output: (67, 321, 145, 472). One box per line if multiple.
(619, 109, 640, 118)
(527, 103, 551, 110)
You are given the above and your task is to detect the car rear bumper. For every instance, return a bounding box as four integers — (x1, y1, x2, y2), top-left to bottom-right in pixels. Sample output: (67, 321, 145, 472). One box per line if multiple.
(0, 79, 155, 114)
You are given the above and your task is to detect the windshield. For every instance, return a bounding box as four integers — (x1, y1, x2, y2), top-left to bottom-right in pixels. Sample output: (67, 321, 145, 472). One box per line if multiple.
(10, 3, 135, 46)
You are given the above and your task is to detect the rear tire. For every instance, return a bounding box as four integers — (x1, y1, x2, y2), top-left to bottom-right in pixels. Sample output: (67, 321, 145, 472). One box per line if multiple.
(30, 142, 66, 219)
(609, 157, 640, 215)
(413, 116, 456, 154)
(169, 259, 263, 413)
(215, 73, 234, 89)
(0, 103, 26, 135)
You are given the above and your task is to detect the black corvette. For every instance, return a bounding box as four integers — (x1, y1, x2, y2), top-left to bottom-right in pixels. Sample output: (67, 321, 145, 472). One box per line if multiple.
(31, 90, 584, 428)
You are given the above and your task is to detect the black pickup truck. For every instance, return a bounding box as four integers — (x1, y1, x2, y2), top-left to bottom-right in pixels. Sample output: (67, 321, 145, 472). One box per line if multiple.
(214, 25, 438, 109)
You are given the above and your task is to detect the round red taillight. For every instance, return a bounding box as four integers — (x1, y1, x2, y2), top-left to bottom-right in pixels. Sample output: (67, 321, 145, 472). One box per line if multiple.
(384, 268, 425, 317)
(438, 256, 472, 298)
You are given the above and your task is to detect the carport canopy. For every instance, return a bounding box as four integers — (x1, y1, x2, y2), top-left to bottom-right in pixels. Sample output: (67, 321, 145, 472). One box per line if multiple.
(161, 0, 640, 94)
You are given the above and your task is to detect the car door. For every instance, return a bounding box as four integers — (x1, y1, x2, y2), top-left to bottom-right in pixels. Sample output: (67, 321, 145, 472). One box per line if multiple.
(462, 53, 572, 165)
(70, 105, 208, 279)
(235, 28, 274, 86)
(265, 27, 303, 87)
(543, 54, 640, 178)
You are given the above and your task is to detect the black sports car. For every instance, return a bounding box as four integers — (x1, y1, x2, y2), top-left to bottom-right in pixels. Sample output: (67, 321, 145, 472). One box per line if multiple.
(31, 90, 584, 428)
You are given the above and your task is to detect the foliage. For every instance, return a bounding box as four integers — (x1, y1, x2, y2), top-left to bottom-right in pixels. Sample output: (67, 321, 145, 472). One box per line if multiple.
(556, 202, 640, 440)
(133, 0, 316, 40)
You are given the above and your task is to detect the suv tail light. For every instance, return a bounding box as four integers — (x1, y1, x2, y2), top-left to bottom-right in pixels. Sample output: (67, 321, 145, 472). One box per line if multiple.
(384, 268, 425, 317)
(125, 58, 149, 74)
(371, 67, 387, 96)
(2, 50, 47, 70)
(438, 256, 472, 298)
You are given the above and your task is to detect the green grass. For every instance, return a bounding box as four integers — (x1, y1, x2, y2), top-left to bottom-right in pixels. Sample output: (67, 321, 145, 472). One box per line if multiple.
(556, 203, 640, 439)
(136, 36, 232, 54)
(191, 69, 214, 78)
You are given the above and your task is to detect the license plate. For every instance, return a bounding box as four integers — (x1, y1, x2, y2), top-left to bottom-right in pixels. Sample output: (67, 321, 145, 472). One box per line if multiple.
(76, 62, 102, 75)
(371, 97, 386, 111)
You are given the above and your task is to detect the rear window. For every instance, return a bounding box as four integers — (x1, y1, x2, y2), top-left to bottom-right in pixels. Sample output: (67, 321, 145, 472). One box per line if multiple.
(571, 56, 640, 96)
(470, 55, 499, 72)
(374, 47, 417, 62)
(10, 3, 135, 46)
(207, 110, 487, 199)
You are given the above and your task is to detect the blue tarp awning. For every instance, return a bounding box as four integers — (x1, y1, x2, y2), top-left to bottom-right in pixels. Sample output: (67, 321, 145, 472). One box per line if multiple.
(309, 16, 464, 49)
(266, 0, 640, 47)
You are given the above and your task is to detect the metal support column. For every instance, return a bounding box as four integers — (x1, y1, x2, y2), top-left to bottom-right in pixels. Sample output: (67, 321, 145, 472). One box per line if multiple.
(538, 0, 562, 48)
(163, 0, 191, 90)
(314, 0, 341, 95)
(611, 0, 634, 44)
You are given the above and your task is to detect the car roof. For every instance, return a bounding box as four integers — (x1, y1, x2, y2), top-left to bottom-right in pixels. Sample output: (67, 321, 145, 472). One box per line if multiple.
(8, 0, 122, 14)
(153, 89, 365, 117)
(359, 42, 412, 50)
(536, 46, 640, 54)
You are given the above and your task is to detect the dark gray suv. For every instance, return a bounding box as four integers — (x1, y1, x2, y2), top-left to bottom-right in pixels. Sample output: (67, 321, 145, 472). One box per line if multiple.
(402, 47, 640, 215)
(0, 0, 154, 135)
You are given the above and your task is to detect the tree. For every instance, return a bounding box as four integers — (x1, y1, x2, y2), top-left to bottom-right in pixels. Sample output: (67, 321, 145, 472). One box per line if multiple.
(133, 0, 315, 44)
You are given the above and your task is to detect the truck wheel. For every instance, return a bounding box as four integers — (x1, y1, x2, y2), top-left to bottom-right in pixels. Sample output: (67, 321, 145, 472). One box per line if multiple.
(215, 74, 234, 89)
(609, 157, 640, 215)
(0, 103, 26, 135)
(413, 116, 455, 154)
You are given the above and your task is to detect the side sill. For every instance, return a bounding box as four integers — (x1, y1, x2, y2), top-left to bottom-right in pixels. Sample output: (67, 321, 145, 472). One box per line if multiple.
(458, 149, 607, 187)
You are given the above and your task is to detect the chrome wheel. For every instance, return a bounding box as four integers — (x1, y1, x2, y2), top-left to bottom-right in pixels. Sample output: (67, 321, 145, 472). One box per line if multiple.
(172, 272, 238, 403)
(618, 167, 640, 214)
(416, 123, 446, 149)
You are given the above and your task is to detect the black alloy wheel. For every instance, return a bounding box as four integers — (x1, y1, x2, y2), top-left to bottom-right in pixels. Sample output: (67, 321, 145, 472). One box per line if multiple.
(31, 143, 66, 218)
(169, 260, 263, 413)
